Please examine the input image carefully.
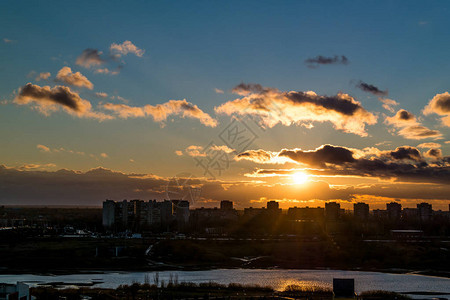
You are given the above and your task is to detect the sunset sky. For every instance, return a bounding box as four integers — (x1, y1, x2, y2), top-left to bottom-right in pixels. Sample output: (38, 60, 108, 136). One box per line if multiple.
(1, 1, 449, 209)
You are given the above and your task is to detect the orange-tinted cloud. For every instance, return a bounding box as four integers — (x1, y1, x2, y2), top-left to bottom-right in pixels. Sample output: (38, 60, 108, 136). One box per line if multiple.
(215, 83, 377, 136)
(110, 41, 144, 58)
(424, 92, 450, 126)
(56, 67, 94, 89)
(35, 72, 51, 81)
(385, 109, 442, 140)
(102, 100, 218, 127)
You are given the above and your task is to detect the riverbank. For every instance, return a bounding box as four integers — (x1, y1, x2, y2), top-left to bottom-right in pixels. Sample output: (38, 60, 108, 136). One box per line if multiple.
(0, 237, 449, 279)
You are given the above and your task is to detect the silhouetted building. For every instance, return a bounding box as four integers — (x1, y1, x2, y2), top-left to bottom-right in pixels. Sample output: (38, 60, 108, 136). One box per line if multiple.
(220, 200, 233, 210)
(325, 202, 340, 221)
(267, 201, 282, 215)
(417, 202, 432, 221)
(387, 202, 402, 221)
(353, 202, 369, 220)
(172, 200, 190, 224)
(372, 209, 387, 219)
(402, 208, 418, 220)
(102, 199, 188, 230)
(287, 206, 324, 220)
(102, 200, 116, 228)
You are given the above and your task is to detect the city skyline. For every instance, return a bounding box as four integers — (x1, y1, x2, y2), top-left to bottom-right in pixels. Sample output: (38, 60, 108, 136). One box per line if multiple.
(0, 1, 449, 210)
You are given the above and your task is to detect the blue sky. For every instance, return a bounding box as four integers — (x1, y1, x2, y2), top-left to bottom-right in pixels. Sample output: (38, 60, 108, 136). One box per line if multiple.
(0, 1, 449, 208)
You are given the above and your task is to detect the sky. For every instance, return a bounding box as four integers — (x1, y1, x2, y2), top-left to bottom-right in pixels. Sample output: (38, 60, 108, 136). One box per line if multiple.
(0, 1, 449, 209)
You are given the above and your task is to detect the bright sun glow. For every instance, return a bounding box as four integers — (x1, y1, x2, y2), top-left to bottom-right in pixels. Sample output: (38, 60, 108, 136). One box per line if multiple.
(292, 172, 309, 184)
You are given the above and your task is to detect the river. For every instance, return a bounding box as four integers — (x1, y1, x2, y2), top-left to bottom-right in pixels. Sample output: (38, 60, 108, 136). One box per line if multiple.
(1, 269, 449, 299)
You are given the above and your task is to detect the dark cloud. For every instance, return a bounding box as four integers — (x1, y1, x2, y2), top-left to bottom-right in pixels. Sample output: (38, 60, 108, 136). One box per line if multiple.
(305, 55, 349, 68)
(424, 148, 442, 159)
(278, 145, 356, 167)
(356, 81, 388, 96)
(16, 83, 84, 111)
(397, 109, 415, 121)
(389, 146, 422, 161)
(13, 83, 112, 120)
(239, 144, 450, 184)
(424, 92, 450, 127)
(76, 49, 106, 68)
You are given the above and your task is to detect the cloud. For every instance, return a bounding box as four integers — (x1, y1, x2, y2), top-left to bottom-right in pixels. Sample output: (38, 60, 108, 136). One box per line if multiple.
(16, 163, 56, 171)
(385, 109, 442, 140)
(110, 41, 144, 58)
(305, 55, 349, 68)
(36, 144, 115, 160)
(214, 88, 224, 94)
(94, 68, 119, 75)
(356, 81, 388, 96)
(56, 67, 94, 90)
(175, 150, 184, 156)
(95, 92, 108, 98)
(3, 38, 16, 44)
(238, 144, 450, 184)
(279, 145, 357, 167)
(13, 83, 112, 120)
(397, 125, 442, 140)
(423, 92, 450, 126)
(185, 145, 207, 157)
(35, 72, 51, 81)
(184, 145, 234, 157)
(424, 148, 442, 159)
(210, 145, 235, 153)
(215, 83, 377, 136)
(379, 98, 399, 112)
(101, 99, 218, 127)
(389, 146, 422, 161)
(417, 142, 441, 149)
(76, 49, 105, 68)
(36, 144, 85, 156)
(37, 144, 51, 152)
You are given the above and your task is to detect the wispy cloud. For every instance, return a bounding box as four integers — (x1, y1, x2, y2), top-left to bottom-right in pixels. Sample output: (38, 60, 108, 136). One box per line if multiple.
(94, 68, 120, 75)
(95, 92, 108, 98)
(214, 88, 224, 94)
(379, 98, 399, 112)
(37, 144, 108, 159)
(76, 49, 106, 68)
(305, 55, 349, 68)
(35, 72, 51, 81)
(3, 38, 17, 44)
(417, 142, 441, 149)
(101, 100, 218, 127)
(356, 81, 388, 96)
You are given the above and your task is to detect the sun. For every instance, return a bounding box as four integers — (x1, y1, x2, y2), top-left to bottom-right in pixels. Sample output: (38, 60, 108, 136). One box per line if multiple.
(292, 172, 309, 184)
